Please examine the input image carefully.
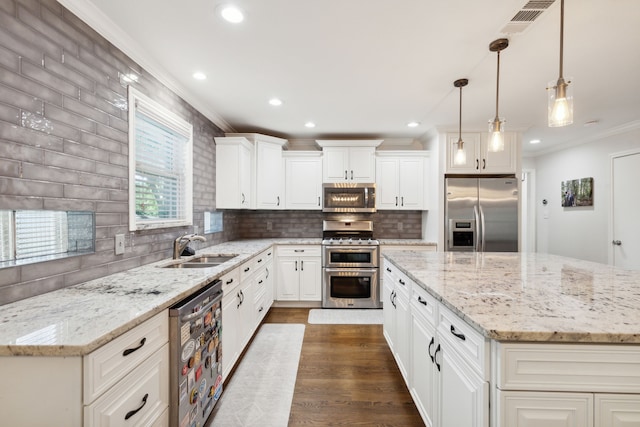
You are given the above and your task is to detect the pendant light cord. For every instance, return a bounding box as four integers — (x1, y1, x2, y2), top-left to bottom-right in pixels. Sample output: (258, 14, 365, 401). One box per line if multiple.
(495, 50, 500, 120)
(458, 85, 462, 139)
(559, 0, 564, 78)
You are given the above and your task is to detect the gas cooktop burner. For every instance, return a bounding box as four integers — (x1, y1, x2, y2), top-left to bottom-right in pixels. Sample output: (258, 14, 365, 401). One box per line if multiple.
(321, 237, 380, 246)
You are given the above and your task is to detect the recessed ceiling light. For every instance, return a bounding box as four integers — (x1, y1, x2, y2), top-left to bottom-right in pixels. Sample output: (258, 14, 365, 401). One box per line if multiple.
(193, 72, 207, 81)
(529, 139, 541, 144)
(220, 5, 244, 23)
(304, 122, 316, 128)
(268, 98, 282, 106)
(407, 121, 420, 128)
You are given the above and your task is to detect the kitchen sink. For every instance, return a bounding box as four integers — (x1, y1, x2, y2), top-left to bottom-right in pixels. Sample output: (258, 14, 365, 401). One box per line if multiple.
(160, 254, 238, 269)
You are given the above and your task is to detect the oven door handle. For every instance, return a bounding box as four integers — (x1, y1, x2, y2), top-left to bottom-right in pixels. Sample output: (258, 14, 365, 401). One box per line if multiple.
(323, 268, 378, 274)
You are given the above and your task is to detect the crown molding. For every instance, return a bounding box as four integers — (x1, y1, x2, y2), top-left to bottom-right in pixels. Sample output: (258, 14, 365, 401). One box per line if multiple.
(57, 0, 234, 133)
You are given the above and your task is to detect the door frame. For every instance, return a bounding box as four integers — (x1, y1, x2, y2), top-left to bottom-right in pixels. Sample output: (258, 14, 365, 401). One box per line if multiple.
(521, 168, 536, 253)
(609, 148, 640, 266)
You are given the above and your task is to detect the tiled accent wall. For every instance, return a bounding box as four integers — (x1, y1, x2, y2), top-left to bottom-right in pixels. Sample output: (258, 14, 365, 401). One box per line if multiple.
(0, 0, 228, 304)
(233, 210, 422, 239)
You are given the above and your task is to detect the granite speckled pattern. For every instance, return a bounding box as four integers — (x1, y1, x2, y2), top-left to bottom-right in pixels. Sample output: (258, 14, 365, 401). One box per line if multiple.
(0, 239, 320, 357)
(379, 239, 437, 247)
(383, 250, 640, 344)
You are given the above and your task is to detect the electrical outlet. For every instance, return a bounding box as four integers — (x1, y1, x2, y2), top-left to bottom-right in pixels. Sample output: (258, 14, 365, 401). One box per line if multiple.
(397, 222, 403, 231)
(115, 234, 125, 255)
(266, 221, 273, 231)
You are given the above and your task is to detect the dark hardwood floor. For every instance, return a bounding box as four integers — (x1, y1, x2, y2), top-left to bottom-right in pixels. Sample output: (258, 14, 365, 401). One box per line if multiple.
(263, 307, 424, 426)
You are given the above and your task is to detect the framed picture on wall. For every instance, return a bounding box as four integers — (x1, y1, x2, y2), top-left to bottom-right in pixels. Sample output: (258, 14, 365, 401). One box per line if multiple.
(561, 177, 594, 207)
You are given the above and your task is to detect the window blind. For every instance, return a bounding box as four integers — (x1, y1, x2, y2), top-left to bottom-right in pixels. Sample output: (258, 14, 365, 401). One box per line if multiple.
(0, 211, 13, 262)
(15, 211, 68, 259)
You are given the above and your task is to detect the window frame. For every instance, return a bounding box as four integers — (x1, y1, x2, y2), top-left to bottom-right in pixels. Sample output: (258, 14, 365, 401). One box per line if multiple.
(128, 87, 193, 231)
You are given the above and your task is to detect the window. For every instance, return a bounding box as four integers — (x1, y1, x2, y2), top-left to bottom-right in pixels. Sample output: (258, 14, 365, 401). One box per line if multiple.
(128, 87, 193, 231)
(0, 210, 95, 266)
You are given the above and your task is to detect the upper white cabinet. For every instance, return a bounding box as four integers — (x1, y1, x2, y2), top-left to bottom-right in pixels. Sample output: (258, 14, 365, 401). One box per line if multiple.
(376, 151, 429, 210)
(215, 137, 252, 209)
(283, 151, 323, 210)
(316, 140, 382, 183)
(215, 133, 288, 209)
(446, 132, 519, 174)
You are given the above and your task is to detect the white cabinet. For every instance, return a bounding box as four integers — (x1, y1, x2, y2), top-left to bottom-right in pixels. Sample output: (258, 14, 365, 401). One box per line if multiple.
(276, 245, 322, 301)
(215, 133, 287, 209)
(215, 137, 252, 208)
(445, 132, 518, 174)
(0, 311, 170, 426)
(595, 394, 640, 427)
(382, 260, 411, 382)
(376, 151, 429, 210)
(283, 151, 323, 210)
(316, 140, 382, 183)
(498, 391, 593, 427)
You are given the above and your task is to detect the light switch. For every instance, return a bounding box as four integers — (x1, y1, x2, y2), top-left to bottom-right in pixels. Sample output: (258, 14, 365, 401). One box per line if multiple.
(115, 234, 125, 255)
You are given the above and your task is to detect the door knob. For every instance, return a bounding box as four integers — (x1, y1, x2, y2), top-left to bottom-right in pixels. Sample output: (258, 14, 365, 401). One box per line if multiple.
(612, 240, 622, 246)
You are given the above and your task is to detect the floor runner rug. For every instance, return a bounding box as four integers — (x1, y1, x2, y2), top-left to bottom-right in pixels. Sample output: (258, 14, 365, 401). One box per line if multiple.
(307, 308, 383, 325)
(210, 323, 305, 426)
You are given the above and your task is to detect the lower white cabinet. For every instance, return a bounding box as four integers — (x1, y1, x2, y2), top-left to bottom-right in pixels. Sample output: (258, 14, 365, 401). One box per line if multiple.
(498, 391, 593, 427)
(276, 245, 322, 301)
(382, 261, 411, 382)
(0, 311, 169, 427)
(595, 394, 640, 427)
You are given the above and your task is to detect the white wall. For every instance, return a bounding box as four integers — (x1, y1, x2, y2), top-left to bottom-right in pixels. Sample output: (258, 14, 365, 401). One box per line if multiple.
(530, 126, 640, 263)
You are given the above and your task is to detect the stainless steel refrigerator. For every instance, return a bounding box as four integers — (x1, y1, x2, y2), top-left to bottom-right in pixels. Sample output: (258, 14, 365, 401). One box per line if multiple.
(445, 176, 519, 252)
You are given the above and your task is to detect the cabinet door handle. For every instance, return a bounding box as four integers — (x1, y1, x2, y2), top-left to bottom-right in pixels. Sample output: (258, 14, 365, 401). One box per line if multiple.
(318, 196, 321, 206)
(395, 196, 398, 206)
(295, 260, 298, 271)
(386, 267, 392, 272)
(398, 279, 405, 286)
(122, 337, 146, 356)
(240, 290, 244, 304)
(241, 192, 245, 203)
(301, 260, 304, 271)
(259, 306, 264, 312)
(428, 337, 435, 363)
(244, 267, 250, 272)
(476, 159, 479, 170)
(345, 170, 348, 180)
(277, 196, 280, 206)
(237, 291, 241, 308)
(450, 324, 466, 341)
(482, 158, 486, 170)
(351, 170, 353, 180)
(612, 240, 622, 246)
(401, 196, 404, 207)
(265, 267, 269, 279)
(434, 344, 441, 371)
(417, 296, 427, 306)
(258, 279, 263, 284)
(124, 393, 148, 420)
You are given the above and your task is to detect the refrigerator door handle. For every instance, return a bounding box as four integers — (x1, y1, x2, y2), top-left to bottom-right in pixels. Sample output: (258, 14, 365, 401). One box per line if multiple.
(473, 205, 481, 252)
(479, 205, 486, 252)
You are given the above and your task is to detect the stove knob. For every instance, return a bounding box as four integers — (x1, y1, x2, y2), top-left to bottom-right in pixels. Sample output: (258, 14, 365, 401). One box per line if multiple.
(348, 238, 353, 243)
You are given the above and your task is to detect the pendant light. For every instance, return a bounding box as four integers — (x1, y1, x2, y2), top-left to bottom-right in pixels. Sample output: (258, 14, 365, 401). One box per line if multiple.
(547, 0, 573, 127)
(488, 38, 509, 153)
(453, 78, 469, 166)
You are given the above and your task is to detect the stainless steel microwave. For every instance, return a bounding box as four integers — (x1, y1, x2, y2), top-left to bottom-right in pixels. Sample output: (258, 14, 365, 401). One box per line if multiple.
(323, 183, 376, 213)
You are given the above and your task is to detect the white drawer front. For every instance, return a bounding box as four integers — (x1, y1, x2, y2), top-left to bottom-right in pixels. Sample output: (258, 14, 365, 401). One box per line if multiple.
(220, 267, 240, 294)
(498, 390, 593, 427)
(438, 304, 488, 378)
(85, 343, 169, 427)
(277, 245, 321, 257)
(496, 342, 640, 393)
(84, 311, 169, 403)
(410, 284, 437, 326)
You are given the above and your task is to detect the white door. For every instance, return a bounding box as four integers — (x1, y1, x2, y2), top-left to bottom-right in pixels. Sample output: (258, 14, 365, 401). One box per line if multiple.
(399, 157, 424, 209)
(299, 256, 321, 301)
(376, 158, 400, 209)
(612, 151, 640, 269)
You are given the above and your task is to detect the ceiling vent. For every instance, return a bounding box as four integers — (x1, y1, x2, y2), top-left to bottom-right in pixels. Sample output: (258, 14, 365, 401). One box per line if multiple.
(500, 0, 555, 34)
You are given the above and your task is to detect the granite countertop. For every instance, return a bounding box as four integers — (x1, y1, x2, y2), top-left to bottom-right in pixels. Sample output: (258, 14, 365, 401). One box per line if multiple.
(378, 239, 437, 246)
(0, 238, 320, 357)
(382, 250, 640, 344)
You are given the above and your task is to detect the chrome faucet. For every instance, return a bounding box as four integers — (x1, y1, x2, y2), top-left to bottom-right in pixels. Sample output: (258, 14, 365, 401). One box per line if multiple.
(173, 233, 206, 259)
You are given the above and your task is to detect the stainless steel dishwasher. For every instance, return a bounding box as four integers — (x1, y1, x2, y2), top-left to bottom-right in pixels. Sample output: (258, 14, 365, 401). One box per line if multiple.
(169, 278, 223, 427)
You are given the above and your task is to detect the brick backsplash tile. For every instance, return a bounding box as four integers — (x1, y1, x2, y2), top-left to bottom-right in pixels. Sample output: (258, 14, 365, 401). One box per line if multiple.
(0, 158, 21, 177)
(40, 4, 93, 50)
(0, 8, 62, 59)
(22, 162, 79, 184)
(96, 122, 127, 144)
(0, 137, 45, 163)
(0, 44, 19, 70)
(21, 58, 79, 98)
(21, 256, 81, 282)
(95, 161, 127, 179)
(95, 200, 128, 214)
(108, 114, 127, 133)
(62, 50, 108, 85)
(0, 0, 15, 15)
(0, 267, 20, 287)
(0, 194, 44, 210)
(43, 197, 94, 211)
(63, 95, 109, 125)
(76, 171, 122, 190)
(0, 82, 48, 112)
(64, 184, 110, 201)
(40, 0, 63, 17)
(0, 276, 66, 304)
(0, 176, 64, 197)
(15, 0, 40, 16)
(0, 27, 43, 65)
(17, 4, 79, 56)
(44, 149, 95, 173)
(63, 264, 109, 287)
(81, 130, 123, 154)
(44, 54, 95, 92)
(81, 89, 125, 118)
(0, 103, 20, 124)
(78, 45, 120, 81)
(45, 103, 95, 133)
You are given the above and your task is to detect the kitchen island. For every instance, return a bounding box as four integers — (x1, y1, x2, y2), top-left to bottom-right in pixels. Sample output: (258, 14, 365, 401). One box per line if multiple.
(382, 250, 640, 427)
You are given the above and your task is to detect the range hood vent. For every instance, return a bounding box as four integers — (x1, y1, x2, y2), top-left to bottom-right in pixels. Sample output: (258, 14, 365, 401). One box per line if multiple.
(501, 0, 555, 34)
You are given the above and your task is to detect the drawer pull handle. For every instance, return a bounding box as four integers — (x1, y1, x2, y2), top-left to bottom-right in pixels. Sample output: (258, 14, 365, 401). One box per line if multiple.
(259, 306, 264, 312)
(434, 344, 441, 371)
(258, 258, 263, 263)
(417, 296, 427, 306)
(226, 278, 233, 284)
(450, 325, 466, 341)
(258, 280, 263, 284)
(244, 267, 250, 272)
(398, 279, 405, 286)
(294, 249, 305, 253)
(428, 336, 435, 362)
(386, 267, 391, 272)
(124, 393, 148, 420)
(268, 252, 272, 256)
(122, 337, 146, 356)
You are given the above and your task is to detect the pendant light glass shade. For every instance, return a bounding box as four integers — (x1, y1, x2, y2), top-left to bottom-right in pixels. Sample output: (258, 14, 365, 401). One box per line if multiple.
(488, 38, 508, 153)
(453, 78, 469, 166)
(548, 0, 573, 127)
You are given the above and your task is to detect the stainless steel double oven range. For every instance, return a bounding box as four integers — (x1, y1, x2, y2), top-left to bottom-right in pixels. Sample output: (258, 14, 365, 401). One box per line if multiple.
(322, 219, 381, 308)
